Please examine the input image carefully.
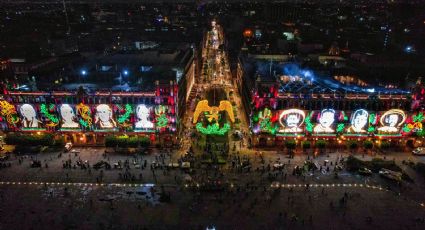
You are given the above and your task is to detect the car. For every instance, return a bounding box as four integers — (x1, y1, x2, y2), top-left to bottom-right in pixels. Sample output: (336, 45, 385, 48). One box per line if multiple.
(358, 167, 372, 176)
(64, 142, 73, 152)
(94, 161, 110, 169)
(167, 163, 179, 168)
(412, 147, 425, 155)
(71, 149, 80, 153)
(181, 162, 191, 169)
(379, 168, 402, 182)
(271, 181, 280, 188)
(30, 160, 42, 168)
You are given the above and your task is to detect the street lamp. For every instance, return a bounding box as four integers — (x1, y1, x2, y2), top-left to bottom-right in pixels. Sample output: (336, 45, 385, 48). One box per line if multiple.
(123, 69, 129, 76)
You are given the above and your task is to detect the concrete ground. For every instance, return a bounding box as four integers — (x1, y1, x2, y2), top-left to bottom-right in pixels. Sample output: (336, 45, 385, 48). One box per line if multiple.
(0, 147, 425, 229)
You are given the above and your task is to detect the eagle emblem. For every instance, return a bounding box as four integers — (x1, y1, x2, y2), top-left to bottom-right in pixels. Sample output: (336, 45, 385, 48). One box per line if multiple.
(193, 100, 235, 124)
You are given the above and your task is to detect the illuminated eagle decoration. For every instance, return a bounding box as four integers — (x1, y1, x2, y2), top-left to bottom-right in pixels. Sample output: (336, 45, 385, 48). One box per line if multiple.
(193, 100, 235, 124)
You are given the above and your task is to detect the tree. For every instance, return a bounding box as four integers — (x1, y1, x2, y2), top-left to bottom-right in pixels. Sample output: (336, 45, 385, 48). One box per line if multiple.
(363, 140, 373, 150)
(379, 141, 390, 150)
(285, 140, 296, 156)
(302, 141, 311, 152)
(347, 141, 358, 152)
(138, 137, 151, 147)
(105, 135, 117, 147)
(315, 140, 326, 153)
(5, 133, 54, 146)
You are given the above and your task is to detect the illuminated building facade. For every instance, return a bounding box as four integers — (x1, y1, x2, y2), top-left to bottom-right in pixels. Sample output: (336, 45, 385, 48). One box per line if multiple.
(236, 56, 421, 147)
(0, 44, 197, 147)
(0, 85, 177, 146)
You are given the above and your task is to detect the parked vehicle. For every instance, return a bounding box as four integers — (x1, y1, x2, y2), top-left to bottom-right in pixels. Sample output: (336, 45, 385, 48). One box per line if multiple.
(358, 167, 372, 176)
(30, 160, 42, 168)
(412, 147, 425, 156)
(379, 168, 402, 182)
(64, 142, 73, 152)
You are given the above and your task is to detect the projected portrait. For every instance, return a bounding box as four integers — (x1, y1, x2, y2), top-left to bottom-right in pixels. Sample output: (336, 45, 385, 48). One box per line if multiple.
(314, 109, 335, 133)
(59, 104, 79, 128)
(279, 109, 305, 133)
(94, 104, 116, 129)
(347, 109, 368, 133)
(378, 109, 406, 133)
(19, 104, 41, 128)
(135, 104, 154, 129)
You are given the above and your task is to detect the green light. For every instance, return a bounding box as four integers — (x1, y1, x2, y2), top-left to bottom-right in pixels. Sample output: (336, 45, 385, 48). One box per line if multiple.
(117, 104, 133, 124)
(79, 109, 91, 128)
(402, 124, 412, 133)
(155, 105, 169, 128)
(369, 113, 376, 125)
(413, 113, 424, 123)
(305, 112, 314, 133)
(156, 114, 168, 128)
(367, 113, 376, 133)
(336, 123, 345, 133)
(40, 104, 59, 124)
(367, 126, 375, 133)
(417, 128, 425, 137)
(196, 122, 230, 135)
(79, 119, 89, 128)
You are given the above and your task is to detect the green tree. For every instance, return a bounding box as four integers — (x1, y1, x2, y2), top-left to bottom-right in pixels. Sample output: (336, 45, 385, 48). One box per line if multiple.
(379, 141, 390, 150)
(363, 140, 373, 150)
(285, 140, 296, 156)
(138, 137, 151, 147)
(302, 141, 311, 152)
(315, 140, 327, 153)
(347, 141, 358, 151)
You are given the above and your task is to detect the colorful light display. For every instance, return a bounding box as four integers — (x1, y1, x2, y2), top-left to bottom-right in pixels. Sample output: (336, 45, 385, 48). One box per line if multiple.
(76, 103, 92, 128)
(313, 109, 336, 133)
(193, 100, 234, 135)
(41, 104, 59, 127)
(155, 105, 169, 128)
(58, 104, 79, 129)
(19, 104, 42, 129)
(0, 100, 19, 126)
(278, 109, 305, 133)
(94, 104, 116, 129)
(134, 104, 153, 129)
(367, 113, 377, 133)
(378, 109, 406, 133)
(346, 109, 368, 133)
(196, 122, 231, 135)
(193, 100, 235, 124)
(305, 111, 314, 133)
(258, 108, 276, 134)
(402, 112, 424, 134)
(117, 104, 133, 126)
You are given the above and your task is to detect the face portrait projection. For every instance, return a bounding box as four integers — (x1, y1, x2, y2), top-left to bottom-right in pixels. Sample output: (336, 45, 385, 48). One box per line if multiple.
(313, 109, 336, 133)
(378, 109, 406, 133)
(19, 104, 42, 128)
(135, 104, 154, 129)
(59, 104, 79, 129)
(279, 109, 305, 133)
(94, 104, 116, 129)
(347, 109, 368, 133)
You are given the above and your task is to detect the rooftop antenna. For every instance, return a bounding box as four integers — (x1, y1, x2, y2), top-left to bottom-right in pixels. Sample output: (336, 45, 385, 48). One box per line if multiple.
(62, 0, 71, 35)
